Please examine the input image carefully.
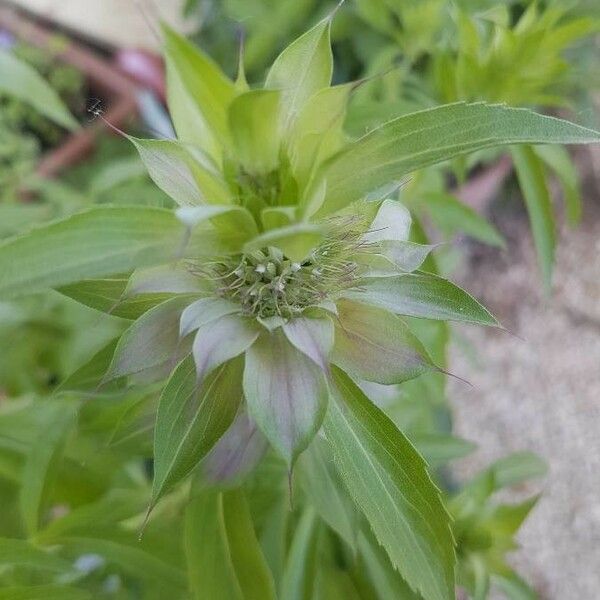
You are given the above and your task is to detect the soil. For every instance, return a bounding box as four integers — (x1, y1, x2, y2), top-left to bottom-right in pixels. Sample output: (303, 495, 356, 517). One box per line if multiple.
(448, 147, 600, 599)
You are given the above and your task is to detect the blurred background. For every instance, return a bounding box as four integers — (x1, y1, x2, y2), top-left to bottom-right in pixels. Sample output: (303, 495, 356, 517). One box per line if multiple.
(0, 0, 598, 598)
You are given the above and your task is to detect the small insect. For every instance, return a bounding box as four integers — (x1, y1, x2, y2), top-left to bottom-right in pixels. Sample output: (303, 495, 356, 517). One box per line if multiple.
(86, 98, 104, 121)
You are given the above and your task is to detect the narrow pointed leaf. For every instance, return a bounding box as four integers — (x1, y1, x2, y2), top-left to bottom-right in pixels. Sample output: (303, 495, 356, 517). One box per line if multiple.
(243, 223, 324, 262)
(0, 207, 215, 300)
(0, 538, 71, 572)
(332, 300, 436, 384)
(511, 145, 556, 292)
(0, 50, 77, 130)
(324, 368, 456, 600)
(222, 489, 278, 600)
(152, 357, 244, 504)
(0, 585, 91, 600)
(342, 274, 498, 326)
(244, 330, 328, 465)
(317, 102, 600, 215)
(265, 17, 333, 126)
(177, 205, 258, 238)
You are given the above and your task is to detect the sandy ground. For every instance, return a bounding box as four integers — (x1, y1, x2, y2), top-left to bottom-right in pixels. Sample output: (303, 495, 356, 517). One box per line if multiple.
(448, 150, 600, 599)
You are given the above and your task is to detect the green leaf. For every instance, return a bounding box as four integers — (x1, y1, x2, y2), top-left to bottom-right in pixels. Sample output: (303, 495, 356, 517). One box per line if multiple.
(104, 296, 191, 382)
(177, 205, 258, 239)
(0, 586, 91, 600)
(511, 145, 556, 292)
(228, 90, 283, 175)
(282, 315, 334, 371)
(410, 433, 477, 467)
(281, 509, 319, 600)
(324, 368, 455, 600)
(332, 299, 436, 384)
(244, 330, 328, 466)
(152, 357, 243, 505)
(0, 537, 71, 572)
(192, 314, 259, 382)
(184, 492, 242, 600)
(492, 569, 537, 600)
(423, 193, 506, 248)
(265, 16, 333, 127)
(0, 207, 215, 300)
(317, 102, 600, 215)
(243, 223, 325, 262)
(162, 25, 236, 160)
(296, 437, 357, 551)
(20, 402, 76, 535)
(180, 297, 241, 337)
(222, 489, 278, 600)
(479, 452, 548, 491)
(342, 273, 498, 326)
(0, 50, 77, 130)
(534, 145, 582, 225)
(129, 137, 231, 206)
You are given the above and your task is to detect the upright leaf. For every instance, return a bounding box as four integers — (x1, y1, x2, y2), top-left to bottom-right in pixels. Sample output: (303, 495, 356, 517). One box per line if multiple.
(324, 368, 455, 600)
(317, 103, 600, 215)
(0, 586, 90, 600)
(265, 16, 333, 127)
(152, 357, 244, 505)
(511, 145, 556, 292)
(244, 330, 328, 466)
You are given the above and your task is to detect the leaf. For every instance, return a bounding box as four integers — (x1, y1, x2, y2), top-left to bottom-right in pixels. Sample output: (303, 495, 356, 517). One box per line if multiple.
(177, 205, 258, 238)
(0, 537, 71, 572)
(363, 199, 412, 244)
(152, 357, 243, 505)
(162, 25, 236, 160)
(492, 569, 537, 600)
(282, 315, 334, 371)
(480, 452, 548, 491)
(228, 90, 283, 175)
(198, 408, 268, 488)
(324, 368, 455, 600)
(20, 402, 76, 535)
(511, 145, 556, 292)
(222, 489, 278, 600)
(265, 16, 333, 127)
(185, 492, 242, 600)
(0, 207, 211, 300)
(423, 192, 506, 248)
(296, 437, 357, 551)
(0, 50, 77, 130)
(534, 145, 582, 225)
(129, 137, 231, 206)
(342, 273, 498, 326)
(192, 314, 259, 382)
(104, 296, 191, 382)
(244, 330, 328, 466)
(410, 433, 477, 467)
(180, 297, 241, 338)
(281, 509, 319, 600)
(317, 102, 600, 215)
(332, 299, 436, 384)
(0, 586, 91, 600)
(243, 223, 325, 262)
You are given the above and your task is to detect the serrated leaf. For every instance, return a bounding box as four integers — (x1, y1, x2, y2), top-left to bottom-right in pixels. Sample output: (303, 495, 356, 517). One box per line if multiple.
(0, 207, 226, 300)
(222, 489, 278, 600)
(20, 402, 76, 535)
(316, 103, 600, 215)
(324, 368, 455, 600)
(265, 16, 333, 127)
(244, 330, 328, 466)
(228, 90, 283, 175)
(0, 50, 77, 130)
(332, 299, 436, 384)
(152, 357, 243, 505)
(342, 273, 498, 326)
(162, 25, 236, 160)
(511, 145, 556, 292)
